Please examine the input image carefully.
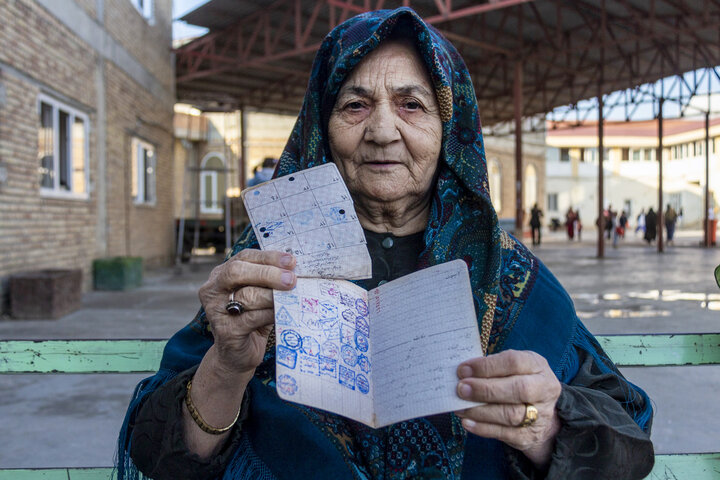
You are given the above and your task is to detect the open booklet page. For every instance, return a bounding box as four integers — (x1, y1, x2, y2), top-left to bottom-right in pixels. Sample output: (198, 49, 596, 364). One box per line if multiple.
(242, 163, 371, 280)
(273, 260, 483, 428)
(274, 279, 375, 426)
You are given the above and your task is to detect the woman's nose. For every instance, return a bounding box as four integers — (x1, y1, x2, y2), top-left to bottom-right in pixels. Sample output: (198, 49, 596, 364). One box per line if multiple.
(364, 102, 401, 145)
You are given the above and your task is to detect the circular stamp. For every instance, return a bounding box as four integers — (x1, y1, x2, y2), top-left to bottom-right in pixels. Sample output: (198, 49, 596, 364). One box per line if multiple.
(341, 344, 357, 366)
(301, 336, 320, 356)
(281, 330, 303, 350)
(277, 374, 298, 396)
(342, 308, 356, 323)
(356, 374, 370, 394)
(354, 332, 369, 352)
(321, 342, 339, 360)
(357, 354, 371, 373)
(355, 316, 369, 336)
(355, 298, 369, 316)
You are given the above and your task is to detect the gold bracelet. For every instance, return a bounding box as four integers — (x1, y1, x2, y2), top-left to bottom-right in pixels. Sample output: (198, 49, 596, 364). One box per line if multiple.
(184, 379, 241, 435)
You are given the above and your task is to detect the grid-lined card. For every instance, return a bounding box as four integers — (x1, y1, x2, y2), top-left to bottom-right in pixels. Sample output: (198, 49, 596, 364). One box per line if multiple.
(242, 163, 371, 279)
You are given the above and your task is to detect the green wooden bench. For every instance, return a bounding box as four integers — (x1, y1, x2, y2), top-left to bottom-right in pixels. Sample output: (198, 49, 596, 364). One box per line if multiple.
(1, 334, 719, 479)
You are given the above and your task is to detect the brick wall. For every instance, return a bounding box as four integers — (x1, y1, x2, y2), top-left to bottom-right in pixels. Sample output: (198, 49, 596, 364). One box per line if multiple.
(0, 0, 174, 312)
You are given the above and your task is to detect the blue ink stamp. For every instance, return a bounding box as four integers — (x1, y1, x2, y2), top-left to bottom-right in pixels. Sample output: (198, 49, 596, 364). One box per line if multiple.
(356, 374, 369, 394)
(342, 308, 356, 323)
(277, 345, 297, 369)
(277, 374, 298, 396)
(355, 316, 369, 336)
(354, 332, 369, 352)
(357, 354, 371, 373)
(275, 294, 299, 305)
(301, 336, 320, 356)
(340, 324, 354, 346)
(299, 355, 319, 376)
(319, 301, 338, 319)
(281, 330, 303, 350)
(327, 206, 347, 223)
(341, 344, 357, 367)
(276, 306, 296, 326)
(338, 365, 355, 390)
(355, 298, 369, 316)
(319, 356, 337, 377)
(339, 292, 355, 308)
(321, 342, 339, 360)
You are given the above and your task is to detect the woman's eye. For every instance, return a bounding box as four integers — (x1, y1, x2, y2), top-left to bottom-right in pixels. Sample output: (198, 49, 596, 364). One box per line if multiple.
(345, 101, 365, 111)
(403, 100, 423, 111)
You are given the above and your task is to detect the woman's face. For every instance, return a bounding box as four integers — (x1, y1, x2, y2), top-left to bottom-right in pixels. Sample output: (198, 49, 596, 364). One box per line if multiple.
(328, 40, 443, 208)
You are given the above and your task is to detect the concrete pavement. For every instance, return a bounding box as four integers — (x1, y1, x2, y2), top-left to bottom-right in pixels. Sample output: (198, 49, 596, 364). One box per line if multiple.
(1, 234, 719, 468)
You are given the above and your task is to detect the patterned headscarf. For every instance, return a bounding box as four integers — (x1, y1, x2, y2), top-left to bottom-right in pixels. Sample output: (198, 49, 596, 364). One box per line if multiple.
(273, 7, 502, 352)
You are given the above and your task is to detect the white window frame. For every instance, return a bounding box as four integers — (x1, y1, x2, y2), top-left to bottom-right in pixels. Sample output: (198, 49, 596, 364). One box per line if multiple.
(37, 94, 90, 199)
(132, 137, 157, 206)
(199, 153, 226, 214)
(128, 0, 154, 23)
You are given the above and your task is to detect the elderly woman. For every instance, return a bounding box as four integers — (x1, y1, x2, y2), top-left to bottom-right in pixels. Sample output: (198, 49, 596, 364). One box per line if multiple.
(118, 8, 653, 479)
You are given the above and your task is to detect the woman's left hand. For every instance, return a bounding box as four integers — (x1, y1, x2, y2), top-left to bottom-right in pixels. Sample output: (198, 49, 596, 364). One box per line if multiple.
(455, 350, 562, 470)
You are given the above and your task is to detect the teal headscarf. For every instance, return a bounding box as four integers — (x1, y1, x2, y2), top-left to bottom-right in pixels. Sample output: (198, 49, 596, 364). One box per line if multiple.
(118, 7, 651, 479)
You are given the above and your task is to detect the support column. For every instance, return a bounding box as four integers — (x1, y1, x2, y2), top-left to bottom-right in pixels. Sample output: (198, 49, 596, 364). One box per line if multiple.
(657, 96, 664, 253)
(240, 108, 248, 189)
(514, 61, 523, 235)
(597, 88, 605, 258)
(705, 111, 710, 247)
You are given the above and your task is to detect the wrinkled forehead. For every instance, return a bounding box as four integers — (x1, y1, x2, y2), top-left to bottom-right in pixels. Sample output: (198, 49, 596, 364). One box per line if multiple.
(336, 40, 434, 96)
(320, 11, 454, 123)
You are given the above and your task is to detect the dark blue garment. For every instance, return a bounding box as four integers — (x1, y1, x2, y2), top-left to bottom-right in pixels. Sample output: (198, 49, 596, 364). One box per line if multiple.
(117, 7, 651, 479)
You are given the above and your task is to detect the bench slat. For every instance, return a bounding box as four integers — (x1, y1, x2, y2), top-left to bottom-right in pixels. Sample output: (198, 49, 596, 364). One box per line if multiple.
(598, 334, 720, 367)
(1, 334, 719, 374)
(0, 340, 165, 373)
(0, 467, 114, 479)
(0, 454, 717, 479)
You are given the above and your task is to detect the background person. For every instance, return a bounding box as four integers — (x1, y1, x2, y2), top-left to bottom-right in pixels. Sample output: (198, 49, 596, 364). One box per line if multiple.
(118, 9, 654, 480)
(529, 203, 543, 246)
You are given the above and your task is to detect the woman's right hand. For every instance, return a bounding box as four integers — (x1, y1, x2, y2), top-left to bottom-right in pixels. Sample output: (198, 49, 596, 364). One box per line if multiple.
(198, 249, 297, 377)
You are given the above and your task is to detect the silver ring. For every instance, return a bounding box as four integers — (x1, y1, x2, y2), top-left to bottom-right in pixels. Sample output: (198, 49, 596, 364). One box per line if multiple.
(225, 291, 244, 315)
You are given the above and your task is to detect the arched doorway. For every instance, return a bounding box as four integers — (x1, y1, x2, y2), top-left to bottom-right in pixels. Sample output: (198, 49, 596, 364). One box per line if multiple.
(488, 158, 502, 213)
(199, 153, 227, 214)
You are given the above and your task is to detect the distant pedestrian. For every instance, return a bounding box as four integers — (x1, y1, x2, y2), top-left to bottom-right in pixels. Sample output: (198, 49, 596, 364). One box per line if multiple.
(644, 208, 657, 244)
(574, 210, 582, 241)
(618, 211, 628, 238)
(247, 157, 278, 187)
(664, 204, 678, 244)
(635, 209, 646, 236)
(565, 207, 576, 240)
(529, 203, 543, 246)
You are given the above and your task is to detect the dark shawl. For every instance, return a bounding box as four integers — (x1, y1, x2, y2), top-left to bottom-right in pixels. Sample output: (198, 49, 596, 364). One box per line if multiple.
(117, 7, 651, 479)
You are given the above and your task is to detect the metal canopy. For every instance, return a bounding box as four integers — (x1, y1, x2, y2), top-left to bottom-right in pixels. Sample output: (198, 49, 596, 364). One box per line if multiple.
(176, 0, 720, 123)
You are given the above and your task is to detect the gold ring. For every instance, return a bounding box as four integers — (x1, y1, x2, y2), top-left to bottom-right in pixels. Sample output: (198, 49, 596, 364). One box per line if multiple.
(519, 403, 538, 427)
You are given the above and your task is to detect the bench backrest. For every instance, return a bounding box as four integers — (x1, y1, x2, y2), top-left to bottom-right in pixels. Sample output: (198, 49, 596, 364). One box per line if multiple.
(1, 334, 719, 479)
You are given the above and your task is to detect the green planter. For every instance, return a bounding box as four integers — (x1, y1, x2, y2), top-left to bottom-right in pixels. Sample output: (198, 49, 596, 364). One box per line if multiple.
(93, 257, 143, 291)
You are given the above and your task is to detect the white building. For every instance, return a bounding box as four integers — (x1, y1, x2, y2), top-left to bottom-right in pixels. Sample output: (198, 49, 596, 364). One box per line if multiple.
(545, 118, 720, 230)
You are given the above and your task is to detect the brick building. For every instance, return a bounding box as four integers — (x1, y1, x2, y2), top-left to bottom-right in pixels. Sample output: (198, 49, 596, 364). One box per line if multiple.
(0, 0, 175, 311)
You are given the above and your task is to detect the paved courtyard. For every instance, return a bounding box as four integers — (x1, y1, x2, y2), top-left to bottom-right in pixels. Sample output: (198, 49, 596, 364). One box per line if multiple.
(1, 230, 719, 468)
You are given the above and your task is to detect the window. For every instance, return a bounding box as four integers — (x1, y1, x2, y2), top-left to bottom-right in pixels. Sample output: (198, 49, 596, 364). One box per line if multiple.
(547, 193, 558, 212)
(488, 159, 502, 212)
(524, 164, 538, 210)
(200, 154, 227, 214)
(129, 0, 154, 22)
(131, 138, 156, 205)
(559, 148, 570, 162)
(695, 140, 705, 157)
(631, 149, 641, 161)
(37, 96, 88, 196)
(621, 148, 629, 162)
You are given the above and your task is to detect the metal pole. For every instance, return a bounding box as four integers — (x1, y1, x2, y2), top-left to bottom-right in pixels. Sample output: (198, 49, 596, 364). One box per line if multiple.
(705, 111, 710, 247)
(657, 95, 664, 253)
(598, 88, 605, 258)
(514, 61, 524, 236)
(240, 108, 248, 189)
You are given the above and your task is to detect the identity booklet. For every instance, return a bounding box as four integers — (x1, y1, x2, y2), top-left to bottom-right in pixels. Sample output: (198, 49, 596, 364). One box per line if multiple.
(242, 164, 483, 427)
